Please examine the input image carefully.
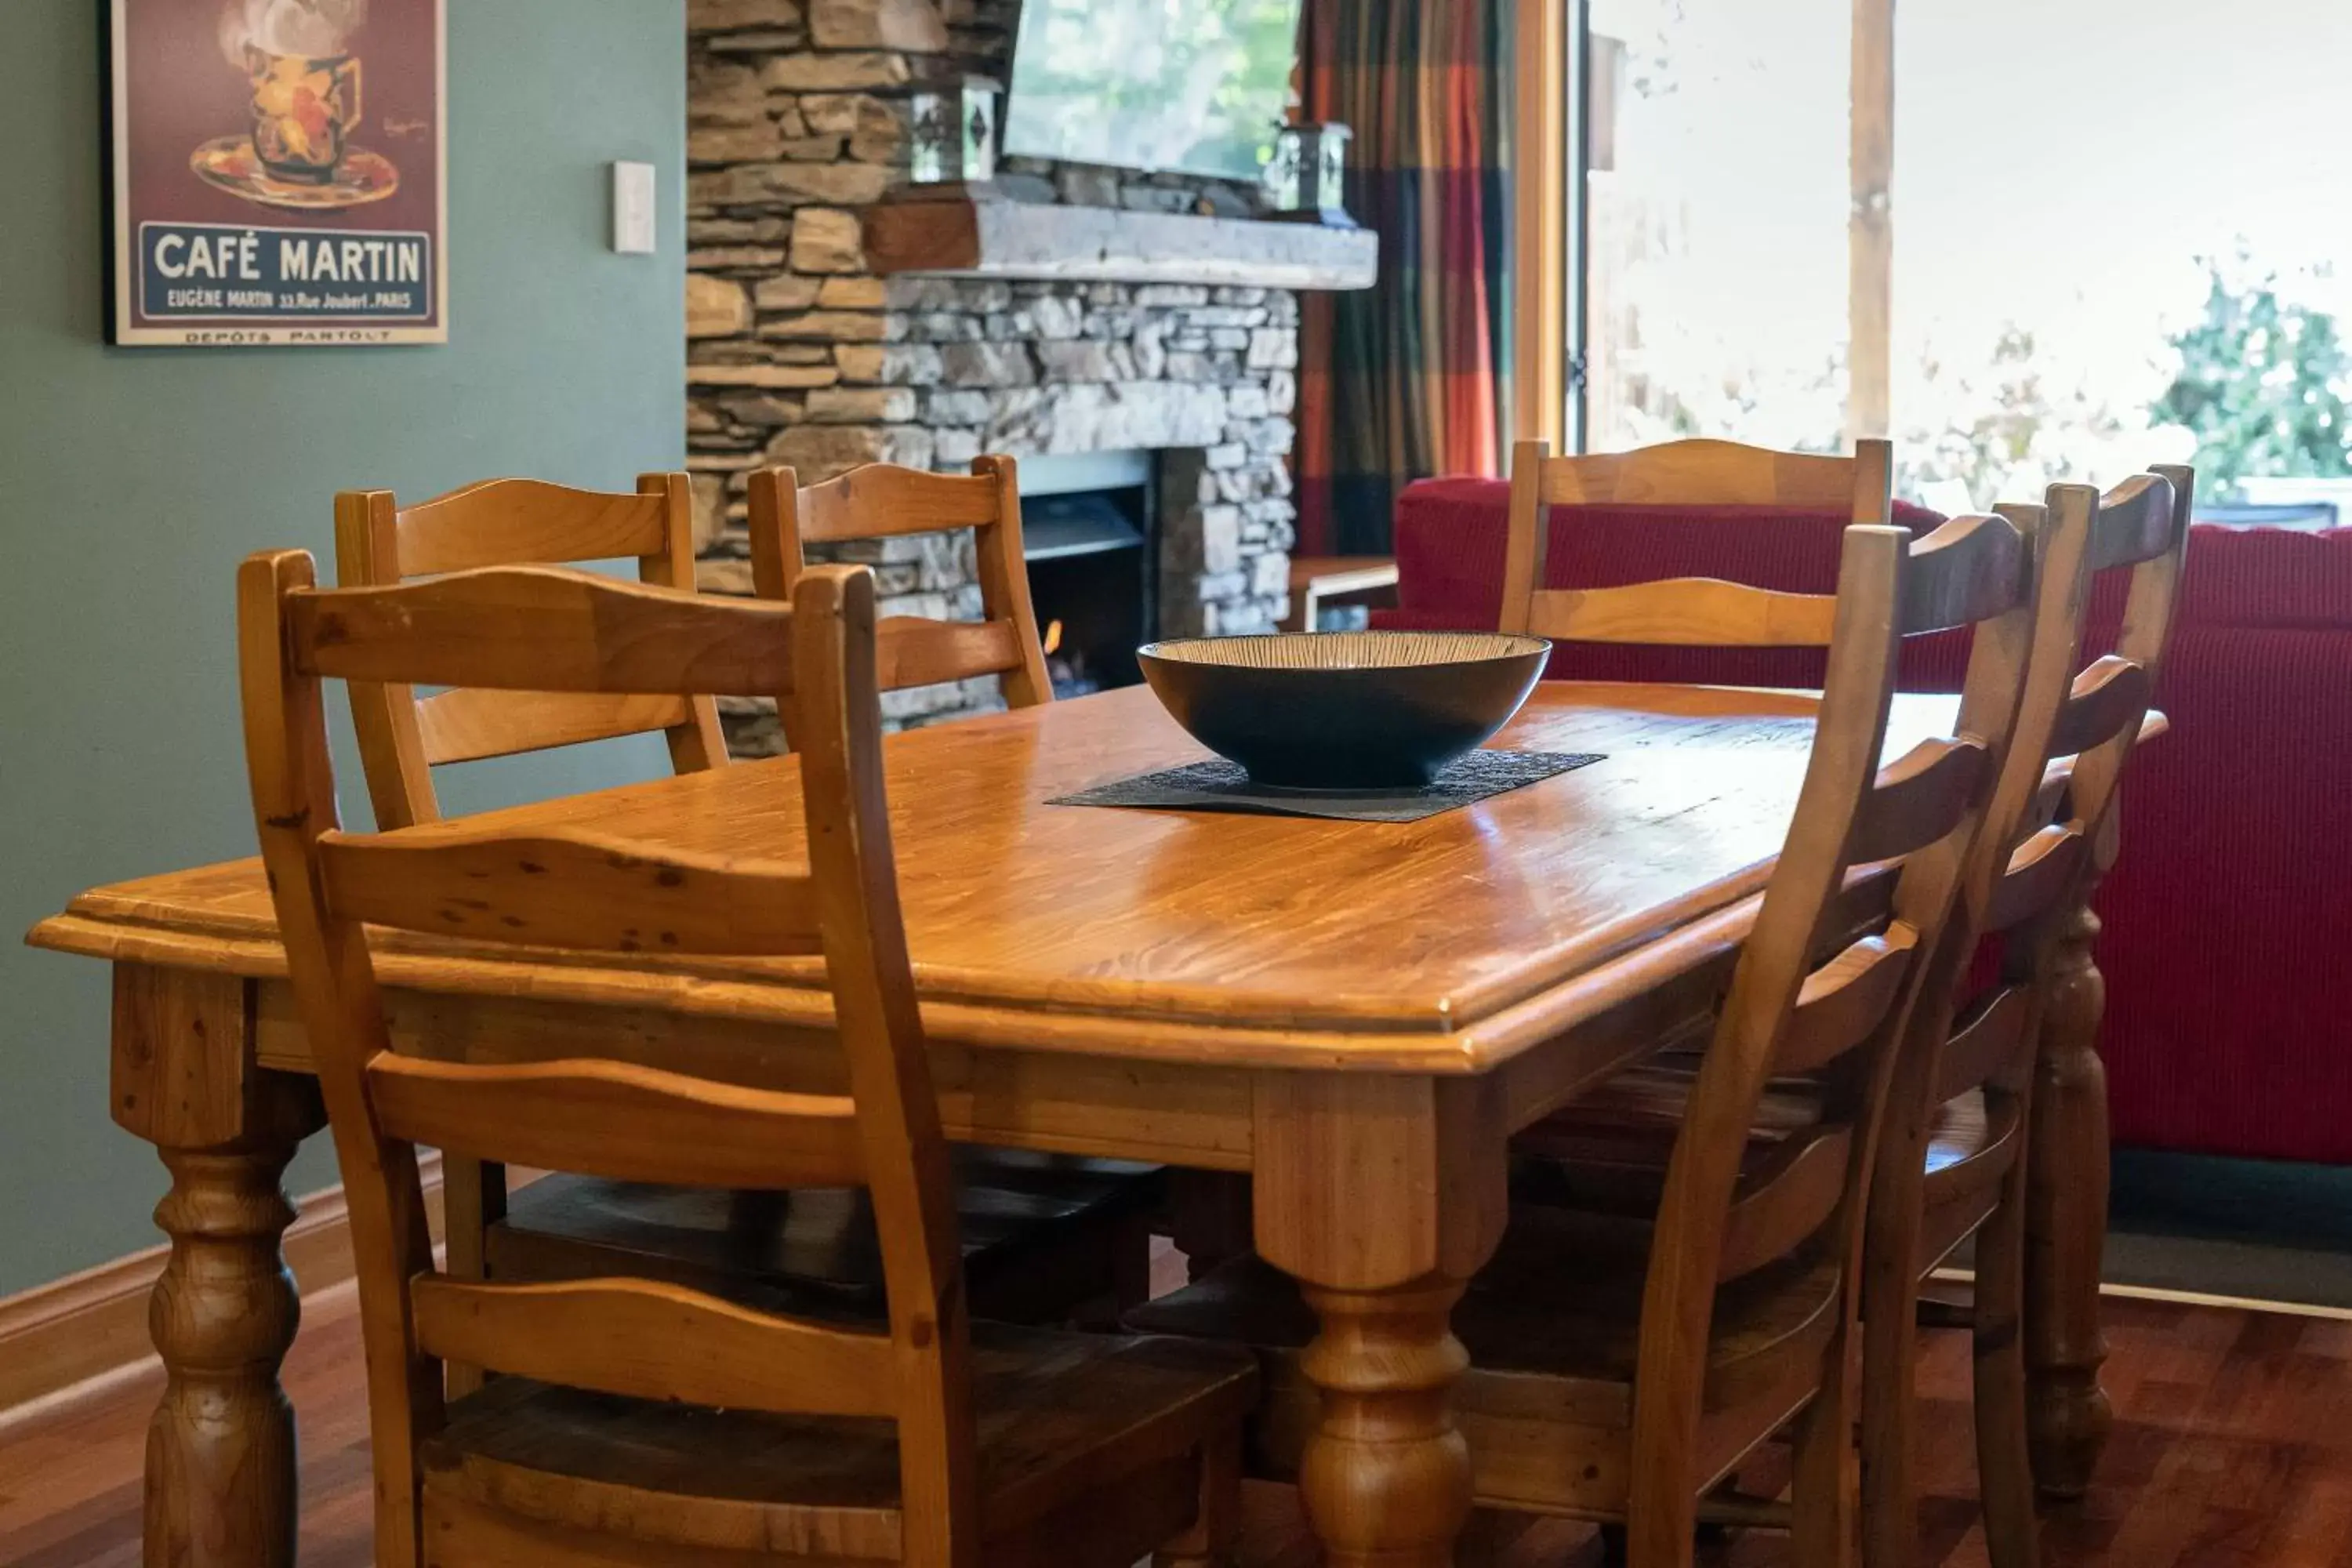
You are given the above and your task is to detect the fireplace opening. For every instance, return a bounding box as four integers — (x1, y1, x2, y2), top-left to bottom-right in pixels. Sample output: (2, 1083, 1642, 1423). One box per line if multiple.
(1020, 454, 1156, 699)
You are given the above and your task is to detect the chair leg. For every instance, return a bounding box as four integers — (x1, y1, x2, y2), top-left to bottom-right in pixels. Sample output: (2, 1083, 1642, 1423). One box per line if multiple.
(1973, 1120, 2042, 1568)
(1860, 1063, 1934, 1568)
(1789, 1377, 1857, 1568)
(1154, 1428, 1242, 1568)
(1627, 1487, 1701, 1568)
(1860, 1252, 1921, 1568)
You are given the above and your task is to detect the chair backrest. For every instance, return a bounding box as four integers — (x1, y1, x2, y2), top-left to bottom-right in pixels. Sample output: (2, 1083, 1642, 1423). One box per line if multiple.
(335, 474, 728, 829)
(238, 556, 975, 1568)
(2021, 465, 2193, 884)
(1621, 500, 2040, 1556)
(1499, 436, 1896, 645)
(746, 456, 1054, 710)
(1871, 464, 2194, 1243)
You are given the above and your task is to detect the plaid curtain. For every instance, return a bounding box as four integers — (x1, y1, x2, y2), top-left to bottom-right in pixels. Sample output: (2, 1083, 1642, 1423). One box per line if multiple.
(1295, 0, 1512, 557)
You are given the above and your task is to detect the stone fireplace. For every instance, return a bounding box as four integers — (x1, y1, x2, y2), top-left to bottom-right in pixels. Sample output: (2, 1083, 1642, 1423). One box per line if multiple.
(681, 0, 1367, 749)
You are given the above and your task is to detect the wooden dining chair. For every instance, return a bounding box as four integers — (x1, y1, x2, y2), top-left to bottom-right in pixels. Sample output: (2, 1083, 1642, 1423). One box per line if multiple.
(1858, 466, 2193, 1568)
(1132, 502, 2044, 1568)
(238, 551, 1256, 1568)
(1497, 436, 1896, 642)
(333, 474, 724, 1336)
(339, 471, 1156, 1338)
(739, 453, 1164, 1310)
(745, 455, 1054, 713)
(335, 473, 728, 832)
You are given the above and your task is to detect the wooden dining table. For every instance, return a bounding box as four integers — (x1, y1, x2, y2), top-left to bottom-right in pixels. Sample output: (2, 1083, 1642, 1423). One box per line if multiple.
(24, 679, 2114, 1568)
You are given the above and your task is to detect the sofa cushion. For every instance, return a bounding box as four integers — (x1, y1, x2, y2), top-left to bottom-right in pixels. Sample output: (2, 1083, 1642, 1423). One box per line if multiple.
(2174, 523, 2352, 630)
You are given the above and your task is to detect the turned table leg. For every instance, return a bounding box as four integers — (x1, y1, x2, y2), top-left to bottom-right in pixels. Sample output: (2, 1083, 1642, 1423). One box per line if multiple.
(111, 966, 325, 1568)
(2024, 902, 2112, 1501)
(1296, 1276, 1476, 1568)
(144, 1076, 321, 1568)
(1250, 1073, 1507, 1568)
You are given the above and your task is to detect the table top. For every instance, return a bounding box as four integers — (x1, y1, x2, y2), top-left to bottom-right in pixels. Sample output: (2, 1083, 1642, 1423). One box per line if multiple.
(27, 682, 1962, 1074)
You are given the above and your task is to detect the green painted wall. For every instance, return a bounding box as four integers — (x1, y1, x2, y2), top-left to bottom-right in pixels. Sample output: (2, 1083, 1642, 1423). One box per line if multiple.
(0, 0, 688, 1296)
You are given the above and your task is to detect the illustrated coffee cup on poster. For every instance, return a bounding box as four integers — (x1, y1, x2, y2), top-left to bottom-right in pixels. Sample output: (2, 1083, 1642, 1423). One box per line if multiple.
(220, 0, 369, 184)
(245, 48, 361, 184)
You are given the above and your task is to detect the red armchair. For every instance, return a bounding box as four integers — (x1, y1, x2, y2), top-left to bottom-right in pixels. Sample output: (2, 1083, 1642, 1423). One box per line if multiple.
(1377, 477, 2352, 1164)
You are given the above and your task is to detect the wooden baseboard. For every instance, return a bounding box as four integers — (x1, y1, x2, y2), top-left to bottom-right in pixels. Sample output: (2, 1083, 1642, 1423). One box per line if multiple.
(0, 1153, 444, 1418)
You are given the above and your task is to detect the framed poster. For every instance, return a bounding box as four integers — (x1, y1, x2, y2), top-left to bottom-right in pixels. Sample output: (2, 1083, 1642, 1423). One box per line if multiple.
(107, 0, 448, 346)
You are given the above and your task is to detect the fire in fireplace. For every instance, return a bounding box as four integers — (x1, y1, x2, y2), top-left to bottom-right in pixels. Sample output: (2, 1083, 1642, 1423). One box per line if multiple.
(1020, 453, 1156, 699)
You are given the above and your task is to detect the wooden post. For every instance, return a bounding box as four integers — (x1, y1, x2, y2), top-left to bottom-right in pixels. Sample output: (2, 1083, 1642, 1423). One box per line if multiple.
(1848, 0, 1895, 444)
(1512, 0, 1568, 453)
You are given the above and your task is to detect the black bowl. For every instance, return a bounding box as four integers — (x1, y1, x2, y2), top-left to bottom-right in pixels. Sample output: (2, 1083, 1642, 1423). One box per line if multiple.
(1137, 630, 1552, 790)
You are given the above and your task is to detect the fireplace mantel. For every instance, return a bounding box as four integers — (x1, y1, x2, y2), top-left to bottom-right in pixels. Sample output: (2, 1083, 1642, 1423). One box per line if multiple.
(864, 197, 1378, 291)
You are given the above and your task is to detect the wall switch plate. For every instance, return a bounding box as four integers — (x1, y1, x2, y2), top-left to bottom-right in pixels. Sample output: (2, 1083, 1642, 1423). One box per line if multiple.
(611, 162, 657, 255)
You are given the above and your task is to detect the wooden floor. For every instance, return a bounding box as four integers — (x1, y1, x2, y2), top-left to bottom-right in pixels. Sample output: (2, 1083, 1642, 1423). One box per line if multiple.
(5, 1285, 2350, 1566)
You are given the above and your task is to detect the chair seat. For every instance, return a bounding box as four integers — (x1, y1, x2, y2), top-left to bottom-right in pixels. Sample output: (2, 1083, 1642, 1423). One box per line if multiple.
(1515, 1071, 2020, 1280)
(491, 1150, 1163, 1326)
(1124, 1218, 1837, 1518)
(420, 1324, 1256, 1564)
(1518, 1064, 2012, 1200)
(1918, 1088, 2023, 1265)
(1510, 1060, 1823, 1215)
(1131, 1212, 1839, 1417)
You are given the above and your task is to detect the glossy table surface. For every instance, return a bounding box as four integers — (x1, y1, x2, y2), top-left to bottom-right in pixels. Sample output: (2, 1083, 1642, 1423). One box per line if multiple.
(33, 681, 1959, 1074)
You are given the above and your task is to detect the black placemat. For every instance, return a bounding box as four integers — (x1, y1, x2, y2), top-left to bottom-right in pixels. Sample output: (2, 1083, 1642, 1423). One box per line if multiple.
(1047, 749, 1606, 823)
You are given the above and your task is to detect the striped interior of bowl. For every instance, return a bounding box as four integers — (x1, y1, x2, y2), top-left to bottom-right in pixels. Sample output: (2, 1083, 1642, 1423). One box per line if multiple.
(1139, 630, 1550, 670)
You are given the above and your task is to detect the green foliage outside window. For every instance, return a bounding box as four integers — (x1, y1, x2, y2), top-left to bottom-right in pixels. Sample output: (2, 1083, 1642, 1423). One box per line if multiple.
(2151, 260, 2352, 501)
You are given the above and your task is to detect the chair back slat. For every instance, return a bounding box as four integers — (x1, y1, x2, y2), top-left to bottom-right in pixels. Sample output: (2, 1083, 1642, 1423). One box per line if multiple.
(412, 688, 698, 767)
(1531, 436, 1892, 516)
(1717, 1125, 1853, 1280)
(387, 479, 673, 575)
(1849, 738, 1991, 866)
(880, 615, 1026, 689)
(750, 456, 1053, 713)
(317, 827, 822, 955)
(409, 1276, 895, 1419)
(336, 473, 725, 830)
(1984, 824, 2086, 934)
(2086, 472, 2178, 573)
(366, 1055, 862, 1190)
(786, 463, 1005, 542)
(1932, 985, 2035, 1106)
(1896, 512, 2033, 635)
(1524, 579, 1838, 647)
(296, 567, 801, 695)
(2047, 655, 2152, 762)
(1773, 929, 1918, 1076)
(240, 550, 978, 1568)
(1501, 437, 1893, 641)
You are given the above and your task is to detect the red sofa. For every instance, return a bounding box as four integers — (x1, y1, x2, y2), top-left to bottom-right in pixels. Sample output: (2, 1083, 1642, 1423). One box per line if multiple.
(1376, 476, 2352, 1165)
